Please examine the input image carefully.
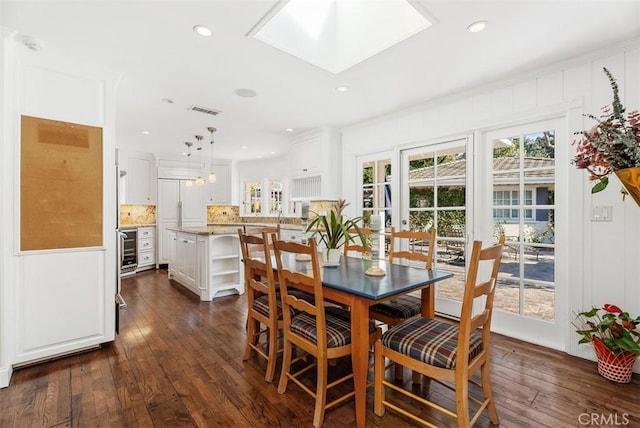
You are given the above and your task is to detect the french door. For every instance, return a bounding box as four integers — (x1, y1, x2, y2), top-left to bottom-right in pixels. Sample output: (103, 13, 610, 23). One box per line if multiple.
(400, 136, 472, 318)
(398, 117, 565, 349)
(484, 117, 565, 348)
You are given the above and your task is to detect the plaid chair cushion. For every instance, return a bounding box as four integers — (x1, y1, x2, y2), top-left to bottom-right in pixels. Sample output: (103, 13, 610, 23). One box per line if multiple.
(290, 307, 377, 348)
(253, 290, 314, 319)
(370, 295, 422, 319)
(381, 317, 483, 369)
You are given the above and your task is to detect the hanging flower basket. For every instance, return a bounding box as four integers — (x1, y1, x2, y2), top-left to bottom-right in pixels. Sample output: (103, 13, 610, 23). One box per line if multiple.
(615, 166, 640, 207)
(592, 337, 638, 383)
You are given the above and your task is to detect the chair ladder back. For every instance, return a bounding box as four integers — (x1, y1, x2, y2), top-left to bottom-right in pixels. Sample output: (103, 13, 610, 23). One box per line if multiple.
(272, 236, 328, 349)
(244, 225, 280, 253)
(279, 270, 318, 315)
(458, 240, 504, 358)
(388, 227, 436, 269)
(343, 227, 372, 256)
(247, 277, 270, 295)
(238, 229, 275, 282)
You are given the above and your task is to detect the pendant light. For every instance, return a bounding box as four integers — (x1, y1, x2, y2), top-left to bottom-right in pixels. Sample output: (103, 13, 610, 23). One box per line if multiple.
(184, 142, 193, 187)
(207, 126, 217, 183)
(195, 135, 205, 186)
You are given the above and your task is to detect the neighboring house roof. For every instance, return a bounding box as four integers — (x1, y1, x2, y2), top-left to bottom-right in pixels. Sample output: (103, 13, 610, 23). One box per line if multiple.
(409, 157, 555, 182)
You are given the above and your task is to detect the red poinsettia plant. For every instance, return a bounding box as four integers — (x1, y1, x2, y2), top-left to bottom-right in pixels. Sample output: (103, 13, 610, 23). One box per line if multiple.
(572, 67, 640, 193)
(574, 304, 640, 355)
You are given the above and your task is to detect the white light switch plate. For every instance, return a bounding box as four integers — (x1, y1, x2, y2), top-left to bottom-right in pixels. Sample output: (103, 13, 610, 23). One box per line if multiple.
(591, 205, 613, 221)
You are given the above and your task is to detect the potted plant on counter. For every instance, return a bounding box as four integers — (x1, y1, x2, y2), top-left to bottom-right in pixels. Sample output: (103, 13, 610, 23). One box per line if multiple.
(305, 199, 365, 266)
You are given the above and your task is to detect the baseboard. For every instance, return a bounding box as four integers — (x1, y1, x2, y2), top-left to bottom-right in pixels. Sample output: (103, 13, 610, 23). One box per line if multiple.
(0, 366, 12, 388)
(12, 344, 101, 370)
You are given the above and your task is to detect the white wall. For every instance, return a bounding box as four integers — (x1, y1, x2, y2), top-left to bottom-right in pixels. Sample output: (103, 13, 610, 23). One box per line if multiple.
(0, 32, 118, 387)
(341, 39, 640, 368)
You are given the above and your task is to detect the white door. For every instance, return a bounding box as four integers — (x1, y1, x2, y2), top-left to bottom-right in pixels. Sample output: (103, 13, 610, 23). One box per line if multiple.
(483, 117, 565, 349)
(400, 136, 472, 318)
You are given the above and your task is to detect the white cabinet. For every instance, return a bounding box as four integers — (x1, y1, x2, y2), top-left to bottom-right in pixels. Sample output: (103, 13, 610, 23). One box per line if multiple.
(119, 151, 156, 204)
(158, 179, 206, 264)
(291, 136, 322, 174)
(207, 164, 231, 205)
(167, 229, 177, 277)
(168, 230, 243, 301)
(174, 232, 198, 292)
(288, 128, 340, 199)
(137, 227, 156, 271)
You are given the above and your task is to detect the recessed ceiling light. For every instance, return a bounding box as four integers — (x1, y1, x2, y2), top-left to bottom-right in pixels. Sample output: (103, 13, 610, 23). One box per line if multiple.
(193, 24, 212, 37)
(235, 88, 257, 98)
(257, 155, 263, 159)
(241, 146, 248, 149)
(467, 20, 487, 33)
(162, 98, 174, 104)
(270, 151, 276, 155)
(336, 85, 349, 92)
(141, 130, 150, 135)
(285, 128, 294, 132)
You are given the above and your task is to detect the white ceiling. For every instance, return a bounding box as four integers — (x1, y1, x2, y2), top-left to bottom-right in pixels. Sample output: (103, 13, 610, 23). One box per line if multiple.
(2, 1, 640, 161)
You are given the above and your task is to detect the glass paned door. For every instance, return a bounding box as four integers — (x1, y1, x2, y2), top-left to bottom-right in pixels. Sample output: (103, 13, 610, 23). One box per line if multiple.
(360, 157, 392, 253)
(492, 131, 556, 320)
(401, 137, 470, 317)
(485, 116, 565, 349)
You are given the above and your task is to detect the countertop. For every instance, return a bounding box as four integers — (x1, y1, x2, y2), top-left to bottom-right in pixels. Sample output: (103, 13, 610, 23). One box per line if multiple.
(168, 226, 240, 235)
(168, 223, 305, 236)
(207, 223, 303, 231)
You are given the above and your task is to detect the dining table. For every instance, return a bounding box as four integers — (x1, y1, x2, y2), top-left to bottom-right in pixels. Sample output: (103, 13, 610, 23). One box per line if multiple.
(277, 254, 453, 428)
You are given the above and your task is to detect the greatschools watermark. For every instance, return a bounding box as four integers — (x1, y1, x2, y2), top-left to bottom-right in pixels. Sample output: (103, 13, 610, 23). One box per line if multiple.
(578, 413, 631, 426)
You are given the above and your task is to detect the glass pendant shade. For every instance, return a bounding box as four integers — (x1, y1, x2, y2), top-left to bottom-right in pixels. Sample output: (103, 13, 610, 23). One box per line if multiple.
(185, 179, 193, 187)
(208, 172, 217, 183)
(196, 176, 204, 186)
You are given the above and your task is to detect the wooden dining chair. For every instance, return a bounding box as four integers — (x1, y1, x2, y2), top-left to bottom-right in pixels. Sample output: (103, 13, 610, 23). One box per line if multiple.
(343, 227, 372, 257)
(272, 236, 381, 428)
(244, 224, 280, 254)
(374, 239, 503, 428)
(238, 227, 283, 382)
(369, 226, 437, 380)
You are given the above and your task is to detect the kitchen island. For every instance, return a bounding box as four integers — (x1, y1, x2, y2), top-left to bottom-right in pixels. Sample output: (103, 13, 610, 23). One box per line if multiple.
(167, 226, 244, 301)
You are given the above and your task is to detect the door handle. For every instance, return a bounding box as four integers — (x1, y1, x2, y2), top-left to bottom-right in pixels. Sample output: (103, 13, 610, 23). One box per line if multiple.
(402, 219, 407, 225)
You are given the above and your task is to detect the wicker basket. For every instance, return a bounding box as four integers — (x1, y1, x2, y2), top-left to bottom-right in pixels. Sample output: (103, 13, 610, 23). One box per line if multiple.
(593, 337, 638, 383)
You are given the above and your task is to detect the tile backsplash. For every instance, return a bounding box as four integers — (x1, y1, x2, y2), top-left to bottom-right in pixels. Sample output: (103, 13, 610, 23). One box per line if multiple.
(120, 204, 156, 226)
(207, 205, 240, 223)
(118, 201, 339, 227)
(207, 200, 338, 225)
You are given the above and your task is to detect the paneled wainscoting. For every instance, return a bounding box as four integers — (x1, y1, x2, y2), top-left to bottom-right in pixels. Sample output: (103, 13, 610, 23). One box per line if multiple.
(1, 269, 638, 427)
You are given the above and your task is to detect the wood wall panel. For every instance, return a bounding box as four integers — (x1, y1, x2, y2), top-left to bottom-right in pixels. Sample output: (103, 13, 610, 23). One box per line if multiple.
(20, 115, 103, 251)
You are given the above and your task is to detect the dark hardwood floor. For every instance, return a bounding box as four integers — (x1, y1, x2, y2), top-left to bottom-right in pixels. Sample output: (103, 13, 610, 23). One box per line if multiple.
(1, 269, 638, 427)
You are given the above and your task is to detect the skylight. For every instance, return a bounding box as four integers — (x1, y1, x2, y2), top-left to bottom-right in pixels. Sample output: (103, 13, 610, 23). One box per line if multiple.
(249, 0, 435, 74)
